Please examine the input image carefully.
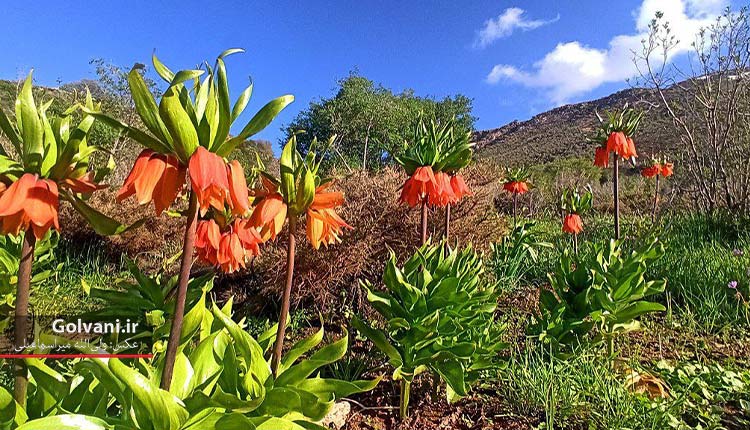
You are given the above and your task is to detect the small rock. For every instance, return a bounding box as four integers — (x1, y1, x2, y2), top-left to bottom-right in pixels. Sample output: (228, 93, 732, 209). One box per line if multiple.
(321, 401, 351, 429)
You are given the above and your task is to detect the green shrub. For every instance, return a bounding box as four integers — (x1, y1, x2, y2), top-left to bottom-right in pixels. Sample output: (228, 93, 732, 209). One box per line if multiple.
(352, 244, 506, 418)
(530, 239, 667, 355)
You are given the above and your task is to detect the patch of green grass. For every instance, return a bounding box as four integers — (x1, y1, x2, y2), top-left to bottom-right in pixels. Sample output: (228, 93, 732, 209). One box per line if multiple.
(30, 236, 125, 316)
(495, 213, 750, 333)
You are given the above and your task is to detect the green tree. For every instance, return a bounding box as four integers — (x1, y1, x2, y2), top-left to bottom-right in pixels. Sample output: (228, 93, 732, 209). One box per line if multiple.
(284, 71, 476, 171)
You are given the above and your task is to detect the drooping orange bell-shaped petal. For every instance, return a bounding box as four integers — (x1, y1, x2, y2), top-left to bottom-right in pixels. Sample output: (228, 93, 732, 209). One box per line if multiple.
(0, 174, 59, 239)
(641, 165, 659, 178)
(562, 213, 583, 235)
(594, 146, 609, 168)
(216, 232, 245, 273)
(399, 166, 438, 207)
(227, 160, 250, 216)
(660, 163, 674, 177)
(61, 171, 107, 194)
(606, 132, 628, 158)
(623, 137, 638, 159)
(249, 193, 288, 241)
(503, 180, 529, 195)
(233, 218, 262, 256)
(449, 174, 472, 202)
(118, 149, 185, 216)
(189, 147, 231, 216)
(428, 171, 456, 207)
(306, 206, 352, 249)
(310, 183, 345, 210)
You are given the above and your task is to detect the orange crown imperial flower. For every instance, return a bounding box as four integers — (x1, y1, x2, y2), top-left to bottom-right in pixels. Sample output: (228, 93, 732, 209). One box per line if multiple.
(195, 218, 262, 273)
(641, 165, 660, 178)
(306, 183, 352, 249)
(428, 171, 456, 207)
(594, 146, 609, 168)
(117, 149, 186, 216)
(399, 166, 438, 207)
(562, 213, 583, 235)
(0, 174, 60, 239)
(249, 177, 288, 241)
(503, 180, 529, 194)
(189, 147, 232, 216)
(449, 174, 472, 202)
(660, 162, 674, 177)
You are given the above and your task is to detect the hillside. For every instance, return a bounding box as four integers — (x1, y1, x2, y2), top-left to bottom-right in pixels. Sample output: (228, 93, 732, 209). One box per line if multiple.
(473, 86, 677, 166)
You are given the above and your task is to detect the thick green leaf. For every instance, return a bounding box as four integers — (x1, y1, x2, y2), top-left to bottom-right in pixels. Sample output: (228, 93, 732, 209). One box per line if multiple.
(0, 107, 21, 154)
(159, 85, 199, 161)
(351, 317, 403, 367)
(216, 95, 294, 157)
(128, 68, 171, 144)
(280, 327, 324, 373)
(109, 358, 189, 430)
(16, 415, 112, 430)
(275, 335, 347, 387)
(65, 193, 143, 236)
(81, 108, 172, 154)
(231, 82, 253, 122)
(152, 52, 175, 83)
(16, 71, 43, 170)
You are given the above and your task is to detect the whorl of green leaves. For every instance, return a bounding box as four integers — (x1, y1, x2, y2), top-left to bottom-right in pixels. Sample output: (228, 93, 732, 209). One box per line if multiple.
(353, 244, 506, 402)
(267, 133, 334, 215)
(395, 117, 473, 175)
(530, 239, 666, 355)
(4, 292, 377, 430)
(560, 186, 593, 215)
(589, 107, 644, 144)
(0, 72, 109, 181)
(502, 166, 531, 183)
(0, 71, 133, 235)
(86, 49, 294, 164)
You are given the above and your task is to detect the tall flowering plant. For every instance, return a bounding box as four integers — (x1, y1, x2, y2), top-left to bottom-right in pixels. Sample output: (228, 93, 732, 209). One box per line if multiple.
(249, 134, 352, 375)
(641, 156, 674, 222)
(395, 118, 473, 246)
(560, 186, 593, 255)
(590, 108, 642, 239)
(0, 72, 122, 405)
(502, 166, 531, 226)
(89, 49, 294, 390)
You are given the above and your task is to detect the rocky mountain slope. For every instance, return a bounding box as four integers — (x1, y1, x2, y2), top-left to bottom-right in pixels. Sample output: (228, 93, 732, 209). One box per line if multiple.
(473, 87, 677, 166)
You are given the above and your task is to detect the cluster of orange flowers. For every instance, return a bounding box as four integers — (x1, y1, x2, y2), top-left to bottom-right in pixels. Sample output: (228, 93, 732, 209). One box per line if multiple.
(594, 131, 638, 168)
(399, 166, 471, 207)
(119, 147, 351, 272)
(562, 214, 583, 235)
(0, 172, 105, 239)
(641, 161, 674, 178)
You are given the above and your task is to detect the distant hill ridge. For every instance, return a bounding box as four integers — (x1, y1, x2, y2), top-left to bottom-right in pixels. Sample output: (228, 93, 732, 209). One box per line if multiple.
(472, 86, 676, 166)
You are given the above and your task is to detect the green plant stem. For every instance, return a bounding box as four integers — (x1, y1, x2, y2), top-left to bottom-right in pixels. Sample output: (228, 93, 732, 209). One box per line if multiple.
(652, 174, 660, 224)
(272, 215, 297, 376)
(420, 199, 428, 245)
(400, 379, 411, 419)
(613, 153, 620, 240)
(443, 204, 450, 253)
(13, 229, 35, 407)
(607, 335, 615, 358)
(161, 191, 198, 390)
(513, 193, 518, 226)
(573, 233, 578, 255)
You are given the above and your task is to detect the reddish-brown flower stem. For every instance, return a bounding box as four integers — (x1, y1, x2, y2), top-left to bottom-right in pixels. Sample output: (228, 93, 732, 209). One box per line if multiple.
(420, 199, 428, 245)
(271, 215, 297, 376)
(613, 153, 620, 240)
(513, 193, 518, 226)
(443, 204, 451, 253)
(160, 190, 198, 390)
(13, 230, 35, 407)
(652, 174, 660, 223)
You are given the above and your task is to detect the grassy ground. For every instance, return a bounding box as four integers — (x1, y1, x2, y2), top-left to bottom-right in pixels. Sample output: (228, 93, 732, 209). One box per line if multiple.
(4, 210, 750, 429)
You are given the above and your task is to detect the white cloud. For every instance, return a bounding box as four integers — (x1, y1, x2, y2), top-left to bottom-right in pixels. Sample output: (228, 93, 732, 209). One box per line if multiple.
(475, 7, 560, 48)
(486, 0, 728, 104)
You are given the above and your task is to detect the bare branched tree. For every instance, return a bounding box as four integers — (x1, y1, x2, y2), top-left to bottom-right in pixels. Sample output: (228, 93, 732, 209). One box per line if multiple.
(634, 7, 750, 214)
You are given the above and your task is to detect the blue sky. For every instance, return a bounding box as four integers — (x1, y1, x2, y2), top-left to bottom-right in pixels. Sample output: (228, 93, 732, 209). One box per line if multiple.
(0, 0, 733, 146)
